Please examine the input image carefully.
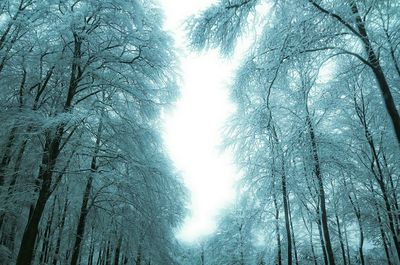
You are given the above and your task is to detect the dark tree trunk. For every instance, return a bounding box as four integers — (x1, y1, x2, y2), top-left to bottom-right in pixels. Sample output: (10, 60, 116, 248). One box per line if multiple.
(354, 92, 400, 260)
(281, 170, 292, 265)
(113, 236, 122, 265)
(70, 118, 102, 265)
(87, 227, 95, 265)
(52, 192, 68, 265)
(40, 196, 56, 264)
(344, 225, 351, 265)
(15, 127, 63, 265)
(105, 240, 111, 265)
(0, 126, 17, 186)
(16, 31, 82, 265)
(271, 124, 292, 265)
(70, 175, 93, 265)
(273, 188, 282, 265)
(306, 113, 335, 265)
(335, 213, 347, 265)
(349, 1, 400, 143)
(317, 217, 328, 265)
(288, 200, 299, 265)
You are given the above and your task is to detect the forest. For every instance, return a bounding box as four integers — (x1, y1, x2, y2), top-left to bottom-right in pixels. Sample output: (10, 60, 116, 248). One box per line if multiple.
(0, 0, 399, 265)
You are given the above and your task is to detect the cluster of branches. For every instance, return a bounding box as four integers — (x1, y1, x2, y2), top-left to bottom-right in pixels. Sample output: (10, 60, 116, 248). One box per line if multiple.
(0, 1, 186, 265)
(185, 0, 400, 265)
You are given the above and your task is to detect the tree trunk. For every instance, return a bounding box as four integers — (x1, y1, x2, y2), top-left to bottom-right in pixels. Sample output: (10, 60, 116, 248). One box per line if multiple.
(306, 113, 335, 265)
(271, 124, 292, 265)
(317, 217, 328, 265)
(0, 126, 17, 186)
(70, 118, 102, 265)
(113, 236, 122, 265)
(16, 30, 82, 265)
(39, 196, 56, 264)
(349, 1, 400, 143)
(354, 92, 400, 260)
(335, 213, 347, 265)
(52, 191, 68, 265)
(288, 199, 298, 265)
(273, 188, 282, 265)
(15, 127, 64, 265)
(344, 225, 351, 265)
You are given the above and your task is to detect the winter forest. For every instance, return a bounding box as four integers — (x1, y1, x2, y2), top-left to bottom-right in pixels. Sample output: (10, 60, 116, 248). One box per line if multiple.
(0, 0, 399, 265)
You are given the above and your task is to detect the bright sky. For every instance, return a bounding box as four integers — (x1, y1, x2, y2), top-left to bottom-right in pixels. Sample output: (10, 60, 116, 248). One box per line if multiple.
(160, 0, 242, 242)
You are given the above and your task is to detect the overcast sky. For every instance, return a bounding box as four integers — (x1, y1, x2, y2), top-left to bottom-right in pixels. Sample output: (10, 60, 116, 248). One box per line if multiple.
(160, 0, 242, 243)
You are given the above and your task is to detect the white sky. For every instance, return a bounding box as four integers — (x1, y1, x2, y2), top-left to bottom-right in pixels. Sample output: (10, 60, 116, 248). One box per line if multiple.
(160, 0, 243, 243)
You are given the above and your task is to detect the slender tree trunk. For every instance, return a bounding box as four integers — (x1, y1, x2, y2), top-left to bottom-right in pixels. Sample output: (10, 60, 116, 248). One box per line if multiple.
(271, 124, 292, 265)
(105, 240, 111, 265)
(40, 196, 56, 264)
(0, 126, 17, 186)
(70, 118, 102, 265)
(273, 188, 282, 265)
(354, 93, 400, 260)
(335, 213, 347, 265)
(347, 190, 365, 265)
(309, 222, 318, 265)
(349, 1, 400, 143)
(16, 128, 63, 265)
(87, 227, 95, 265)
(70, 175, 94, 265)
(371, 182, 393, 265)
(113, 236, 122, 265)
(306, 113, 335, 265)
(281, 170, 292, 265)
(317, 217, 328, 265)
(52, 192, 68, 265)
(344, 225, 351, 265)
(96, 247, 103, 265)
(288, 200, 299, 265)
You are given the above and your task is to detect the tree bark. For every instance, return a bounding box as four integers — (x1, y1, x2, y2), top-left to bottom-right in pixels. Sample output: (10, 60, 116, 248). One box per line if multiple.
(335, 213, 347, 265)
(273, 187, 282, 265)
(349, 1, 400, 143)
(113, 236, 122, 265)
(306, 113, 335, 265)
(70, 117, 102, 265)
(15, 30, 82, 265)
(52, 192, 68, 265)
(16, 129, 63, 265)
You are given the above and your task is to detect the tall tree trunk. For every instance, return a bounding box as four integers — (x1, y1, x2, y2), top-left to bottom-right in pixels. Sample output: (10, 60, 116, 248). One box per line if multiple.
(273, 187, 282, 265)
(15, 127, 63, 265)
(288, 199, 298, 265)
(105, 240, 111, 265)
(317, 216, 328, 265)
(40, 196, 56, 264)
(335, 213, 347, 265)
(306, 113, 335, 265)
(16, 31, 82, 265)
(271, 124, 292, 265)
(52, 191, 68, 265)
(0, 126, 17, 186)
(354, 91, 400, 260)
(113, 236, 122, 265)
(349, 1, 400, 143)
(344, 225, 351, 265)
(70, 118, 102, 265)
(371, 182, 393, 265)
(87, 227, 95, 265)
(69, 174, 94, 265)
